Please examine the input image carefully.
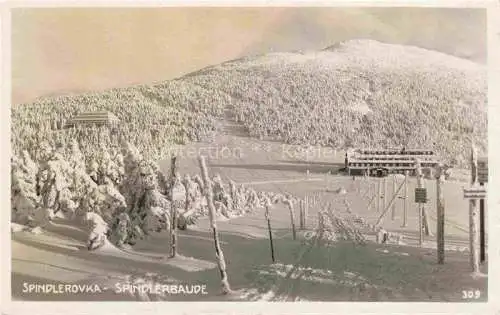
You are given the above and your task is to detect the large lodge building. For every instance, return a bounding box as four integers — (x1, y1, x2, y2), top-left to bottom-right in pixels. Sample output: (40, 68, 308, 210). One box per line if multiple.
(64, 111, 120, 128)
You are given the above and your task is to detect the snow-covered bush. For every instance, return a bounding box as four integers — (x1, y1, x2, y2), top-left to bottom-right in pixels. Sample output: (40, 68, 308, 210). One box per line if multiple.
(86, 212, 109, 250)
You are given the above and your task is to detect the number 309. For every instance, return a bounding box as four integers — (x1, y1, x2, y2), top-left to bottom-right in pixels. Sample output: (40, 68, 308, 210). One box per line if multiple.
(462, 290, 481, 299)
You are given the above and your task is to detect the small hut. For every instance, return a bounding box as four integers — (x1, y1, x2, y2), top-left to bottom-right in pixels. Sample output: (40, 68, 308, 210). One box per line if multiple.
(65, 111, 120, 128)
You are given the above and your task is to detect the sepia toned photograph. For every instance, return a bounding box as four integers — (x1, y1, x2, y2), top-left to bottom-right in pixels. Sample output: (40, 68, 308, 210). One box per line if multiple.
(6, 3, 493, 306)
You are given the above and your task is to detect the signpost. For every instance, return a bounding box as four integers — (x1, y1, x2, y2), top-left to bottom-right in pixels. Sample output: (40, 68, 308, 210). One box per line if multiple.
(414, 159, 427, 246)
(415, 160, 432, 244)
(463, 186, 487, 200)
(415, 186, 427, 246)
(477, 158, 488, 184)
(415, 188, 427, 203)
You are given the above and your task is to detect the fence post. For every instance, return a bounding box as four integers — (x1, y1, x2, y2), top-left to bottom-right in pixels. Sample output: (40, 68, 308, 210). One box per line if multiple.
(422, 178, 432, 236)
(169, 155, 179, 258)
(198, 155, 231, 294)
(299, 200, 303, 230)
(383, 176, 387, 210)
(391, 175, 397, 220)
(318, 211, 325, 233)
(480, 181, 486, 263)
(436, 163, 445, 264)
(377, 178, 382, 212)
(265, 199, 276, 263)
(299, 199, 306, 230)
(415, 159, 424, 246)
(317, 211, 326, 246)
(170, 208, 178, 258)
(375, 180, 406, 227)
(469, 145, 480, 273)
(346, 152, 351, 176)
(285, 198, 297, 240)
(169, 155, 177, 187)
(402, 170, 409, 227)
(368, 172, 372, 197)
(367, 180, 373, 212)
(303, 196, 309, 229)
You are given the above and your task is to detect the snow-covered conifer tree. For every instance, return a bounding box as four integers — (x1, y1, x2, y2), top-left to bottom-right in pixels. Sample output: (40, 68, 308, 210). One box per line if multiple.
(86, 212, 109, 250)
(11, 161, 39, 226)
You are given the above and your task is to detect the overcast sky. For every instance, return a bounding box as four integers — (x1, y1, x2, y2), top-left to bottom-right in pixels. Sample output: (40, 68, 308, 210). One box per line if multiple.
(11, 7, 486, 105)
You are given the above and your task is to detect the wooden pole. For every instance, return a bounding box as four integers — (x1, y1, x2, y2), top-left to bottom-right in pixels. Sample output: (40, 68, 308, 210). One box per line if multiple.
(170, 207, 178, 258)
(299, 200, 304, 230)
(169, 155, 178, 258)
(198, 155, 231, 294)
(346, 152, 350, 176)
(169, 155, 177, 186)
(383, 176, 387, 210)
(391, 175, 397, 220)
(317, 211, 325, 246)
(436, 163, 445, 264)
(285, 199, 297, 240)
(303, 196, 309, 229)
(368, 173, 372, 200)
(469, 145, 480, 273)
(265, 199, 276, 263)
(366, 168, 371, 200)
(367, 194, 376, 212)
(325, 171, 329, 191)
(402, 170, 409, 227)
(375, 180, 405, 227)
(415, 159, 424, 246)
(377, 178, 382, 212)
(480, 181, 485, 263)
(422, 178, 432, 236)
(318, 211, 325, 231)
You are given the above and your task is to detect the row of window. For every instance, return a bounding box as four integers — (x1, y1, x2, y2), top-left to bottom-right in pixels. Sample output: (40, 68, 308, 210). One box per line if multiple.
(355, 157, 433, 161)
(357, 150, 434, 156)
(348, 162, 436, 167)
